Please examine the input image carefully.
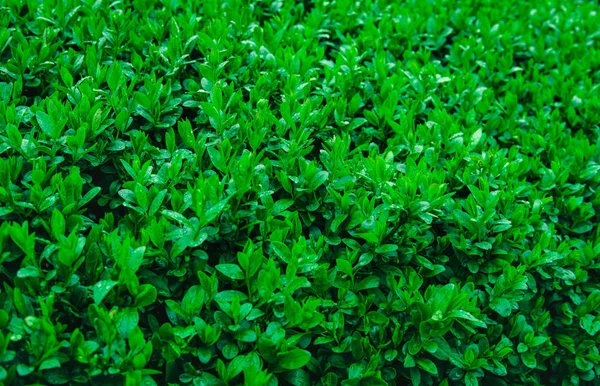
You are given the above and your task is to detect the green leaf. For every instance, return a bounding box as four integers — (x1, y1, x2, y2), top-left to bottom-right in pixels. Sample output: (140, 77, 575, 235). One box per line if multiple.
(222, 343, 238, 360)
(116, 307, 139, 338)
(447, 310, 487, 328)
(367, 311, 389, 325)
(178, 119, 195, 147)
(521, 351, 537, 369)
(490, 298, 512, 318)
(475, 241, 492, 250)
(216, 264, 245, 280)
(59, 67, 74, 87)
(51, 209, 65, 239)
(17, 364, 35, 376)
(207, 146, 226, 172)
(149, 190, 167, 216)
(39, 358, 61, 371)
(271, 241, 291, 263)
(182, 285, 205, 316)
(416, 358, 438, 375)
(36, 111, 58, 138)
(92, 280, 118, 304)
(107, 61, 122, 91)
(6, 124, 22, 149)
(272, 199, 294, 215)
(464, 371, 478, 386)
(17, 266, 40, 278)
(470, 128, 483, 146)
(135, 284, 157, 308)
(80, 187, 101, 207)
(277, 349, 311, 370)
(235, 329, 257, 342)
(375, 244, 398, 254)
(356, 275, 380, 290)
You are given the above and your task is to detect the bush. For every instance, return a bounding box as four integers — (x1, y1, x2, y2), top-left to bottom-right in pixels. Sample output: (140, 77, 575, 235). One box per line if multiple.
(1, 0, 600, 385)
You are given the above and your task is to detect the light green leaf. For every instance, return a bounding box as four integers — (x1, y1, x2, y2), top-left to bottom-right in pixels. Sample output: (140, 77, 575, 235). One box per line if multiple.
(92, 280, 118, 304)
(116, 307, 139, 338)
(36, 111, 58, 138)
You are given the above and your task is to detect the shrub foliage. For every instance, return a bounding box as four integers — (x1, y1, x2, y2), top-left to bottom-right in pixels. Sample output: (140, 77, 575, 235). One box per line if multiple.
(1, 0, 600, 385)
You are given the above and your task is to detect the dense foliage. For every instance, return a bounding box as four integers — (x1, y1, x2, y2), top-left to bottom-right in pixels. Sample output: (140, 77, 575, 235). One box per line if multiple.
(2, 0, 600, 384)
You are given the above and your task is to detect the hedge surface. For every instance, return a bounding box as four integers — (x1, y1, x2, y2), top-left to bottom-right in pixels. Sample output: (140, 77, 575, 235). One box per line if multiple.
(1, 0, 600, 385)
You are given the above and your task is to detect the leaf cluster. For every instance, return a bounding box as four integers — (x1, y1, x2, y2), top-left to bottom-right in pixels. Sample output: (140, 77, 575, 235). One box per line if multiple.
(1, 0, 600, 385)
